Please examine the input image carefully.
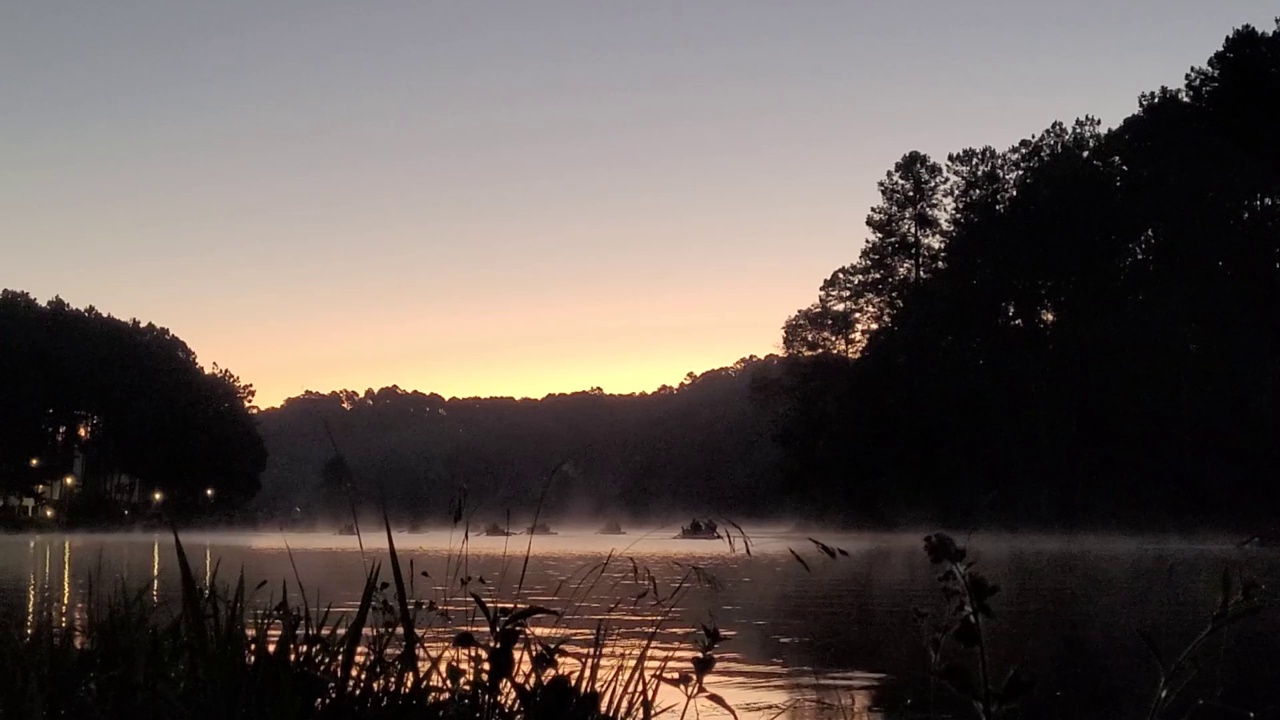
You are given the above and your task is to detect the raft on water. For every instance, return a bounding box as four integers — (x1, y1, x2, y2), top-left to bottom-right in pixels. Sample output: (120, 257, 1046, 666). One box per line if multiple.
(676, 519, 721, 540)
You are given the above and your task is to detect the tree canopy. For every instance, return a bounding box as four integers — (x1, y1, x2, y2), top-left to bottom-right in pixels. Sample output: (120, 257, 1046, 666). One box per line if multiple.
(775, 21, 1280, 528)
(0, 291, 266, 513)
(253, 358, 783, 524)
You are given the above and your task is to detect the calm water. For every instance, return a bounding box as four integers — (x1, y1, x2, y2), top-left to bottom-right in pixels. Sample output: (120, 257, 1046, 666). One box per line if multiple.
(1, 528, 1277, 718)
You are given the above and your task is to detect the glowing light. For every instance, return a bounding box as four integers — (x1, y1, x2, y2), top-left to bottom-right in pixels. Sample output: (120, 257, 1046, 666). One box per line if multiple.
(28, 458, 40, 468)
(205, 487, 215, 498)
(44, 507, 54, 519)
(152, 490, 164, 503)
(63, 474, 75, 487)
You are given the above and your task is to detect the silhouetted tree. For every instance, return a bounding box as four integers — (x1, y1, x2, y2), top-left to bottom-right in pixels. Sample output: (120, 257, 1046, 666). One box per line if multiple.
(781, 302, 853, 357)
(772, 21, 1280, 529)
(783, 151, 947, 358)
(860, 151, 947, 320)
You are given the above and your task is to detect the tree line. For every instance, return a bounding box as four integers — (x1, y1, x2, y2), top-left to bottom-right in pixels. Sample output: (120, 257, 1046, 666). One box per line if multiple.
(252, 359, 784, 525)
(771, 21, 1280, 528)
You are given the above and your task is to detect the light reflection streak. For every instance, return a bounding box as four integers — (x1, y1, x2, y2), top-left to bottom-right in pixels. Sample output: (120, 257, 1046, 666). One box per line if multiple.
(25, 540, 36, 637)
(205, 543, 212, 589)
(152, 537, 160, 605)
(43, 543, 51, 623)
(61, 539, 70, 628)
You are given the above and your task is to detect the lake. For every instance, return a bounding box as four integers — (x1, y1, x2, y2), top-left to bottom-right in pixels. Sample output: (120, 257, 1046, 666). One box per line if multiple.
(1, 527, 1277, 718)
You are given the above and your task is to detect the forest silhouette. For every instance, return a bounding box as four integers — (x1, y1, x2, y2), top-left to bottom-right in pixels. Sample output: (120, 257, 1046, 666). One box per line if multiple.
(768, 21, 1280, 529)
(5, 22, 1280, 531)
(258, 23, 1280, 530)
(0, 290, 265, 520)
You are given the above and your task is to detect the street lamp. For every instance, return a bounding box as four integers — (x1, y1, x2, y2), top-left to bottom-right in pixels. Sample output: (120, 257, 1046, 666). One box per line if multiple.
(152, 490, 164, 503)
(205, 487, 215, 499)
(44, 507, 55, 519)
(63, 474, 75, 487)
(29, 458, 40, 468)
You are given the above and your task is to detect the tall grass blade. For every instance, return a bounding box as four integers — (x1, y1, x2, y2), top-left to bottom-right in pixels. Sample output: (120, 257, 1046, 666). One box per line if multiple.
(340, 561, 379, 695)
(323, 419, 365, 559)
(281, 534, 314, 639)
(515, 459, 571, 600)
(382, 508, 420, 677)
(170, 527, 205, 642)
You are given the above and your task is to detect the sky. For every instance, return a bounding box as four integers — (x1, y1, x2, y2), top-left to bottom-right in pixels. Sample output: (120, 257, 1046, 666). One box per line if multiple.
(3, 2, 1275, 407)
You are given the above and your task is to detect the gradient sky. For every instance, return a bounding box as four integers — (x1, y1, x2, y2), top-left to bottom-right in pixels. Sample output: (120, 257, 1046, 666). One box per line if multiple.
(3, 2, 1274, 407)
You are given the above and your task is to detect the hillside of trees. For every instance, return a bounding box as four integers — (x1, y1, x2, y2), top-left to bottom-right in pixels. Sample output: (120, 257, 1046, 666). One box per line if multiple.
(775, 21, 1280, 528)
(257, 23, 1280, 531)
(0, 291, 265, 520)
(253, 358, 785, 525)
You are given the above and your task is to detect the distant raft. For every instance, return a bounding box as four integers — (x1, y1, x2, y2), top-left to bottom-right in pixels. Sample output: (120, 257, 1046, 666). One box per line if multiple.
(676, 519, 721, 540)
(483, 522, 517, 537)
(597, 521, 626, 535)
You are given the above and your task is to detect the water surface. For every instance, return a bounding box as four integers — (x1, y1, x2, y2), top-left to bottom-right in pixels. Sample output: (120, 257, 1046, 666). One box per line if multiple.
(1, 528, 1276, 718)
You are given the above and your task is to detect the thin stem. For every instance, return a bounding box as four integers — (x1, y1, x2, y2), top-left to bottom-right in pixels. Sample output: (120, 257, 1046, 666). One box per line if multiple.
(515, 459, 570, 601)
(955, 560, 992, 719)
(677, 691, 695, 720)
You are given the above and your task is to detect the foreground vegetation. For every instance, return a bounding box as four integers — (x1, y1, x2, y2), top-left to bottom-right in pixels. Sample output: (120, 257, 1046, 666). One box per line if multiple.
(2, 524, 1272, 720)
(0, 520, 738, 720)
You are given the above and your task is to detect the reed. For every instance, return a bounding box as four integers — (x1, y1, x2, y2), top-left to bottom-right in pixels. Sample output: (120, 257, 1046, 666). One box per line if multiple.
(9, 522, 1268, 719)
(0, 510, 732, 720)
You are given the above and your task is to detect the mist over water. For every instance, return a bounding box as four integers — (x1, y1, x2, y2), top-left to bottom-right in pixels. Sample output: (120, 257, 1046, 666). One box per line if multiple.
(1, 528, 1276, 718)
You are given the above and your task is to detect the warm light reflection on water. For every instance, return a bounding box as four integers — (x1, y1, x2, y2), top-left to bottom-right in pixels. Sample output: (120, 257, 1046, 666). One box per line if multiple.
(41, 541, 51, 635)
(151, 536, 160, 606)
(24, 540, 35, 637)
(0, 529, 1277, 718)
(61, 540, 70, 628)
(20, 539, 76, 635)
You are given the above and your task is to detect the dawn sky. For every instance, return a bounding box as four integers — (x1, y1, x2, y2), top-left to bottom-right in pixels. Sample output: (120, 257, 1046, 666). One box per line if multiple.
(3, 1, 1273, 407)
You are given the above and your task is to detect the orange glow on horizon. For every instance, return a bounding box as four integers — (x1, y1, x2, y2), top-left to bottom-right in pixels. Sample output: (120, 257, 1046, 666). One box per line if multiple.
(184, 273, 801, 409)
(247, 342, 779, 409)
